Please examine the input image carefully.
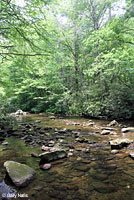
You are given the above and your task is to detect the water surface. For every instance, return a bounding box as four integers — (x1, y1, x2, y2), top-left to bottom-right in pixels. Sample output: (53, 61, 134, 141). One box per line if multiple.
(0, 114, 134, 200)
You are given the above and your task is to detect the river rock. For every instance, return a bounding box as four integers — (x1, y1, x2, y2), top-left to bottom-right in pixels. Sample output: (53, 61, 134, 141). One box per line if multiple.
(129, 152, 134, 159)
(108, 120, 119, 127)
(58, 128, 67, 133)
(75, 137, 86, 143)
(75, 164, 90, 172)
(109, 138, 133, 149)
(15, 110, 27, 116)
(68, 152, 73, 157)
(49, 116, 56, 119)
(93, 182, 116, 193)
(127, 143, 134, 150)
(102, 163, 117, 170)
(111, 150, 119, 154)
(101, 127, 115, 131)
(110, 132, 117, 135)
(40, 163, 51, 170)
(72, 131, 80, 138)
(88, 122, 94, 126)
(31, 153, 39, 158)
(39, 150, 67, 165)
(4, 161, 36, 187)
(77, 157, 82, 161)
(72, 122, 80, 126)
(122, 127, 134, 133)
(41, 145, 50, 151)
(35, 120, 41, 123)
(101, 130, 111, 135)
(48, 140, 55, 147)
(2, 142, 9, 146)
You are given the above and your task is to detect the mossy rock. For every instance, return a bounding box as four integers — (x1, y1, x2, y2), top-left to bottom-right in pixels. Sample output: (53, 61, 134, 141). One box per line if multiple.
(4, 161, 36, 187)
(49, 116, 56, 119)
(39, 150, 67, 165)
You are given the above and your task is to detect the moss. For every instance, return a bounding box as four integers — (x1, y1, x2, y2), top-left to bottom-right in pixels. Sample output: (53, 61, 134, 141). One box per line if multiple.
(4, 161, 35, 187)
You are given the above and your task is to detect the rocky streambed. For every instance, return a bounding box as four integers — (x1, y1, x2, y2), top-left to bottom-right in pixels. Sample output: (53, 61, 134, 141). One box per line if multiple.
(0, 114, 134, 200)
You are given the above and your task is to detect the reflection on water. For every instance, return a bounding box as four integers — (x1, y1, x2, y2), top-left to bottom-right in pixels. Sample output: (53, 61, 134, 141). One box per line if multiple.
(0, 180, 16, 199)
(0, 114, 134, 200)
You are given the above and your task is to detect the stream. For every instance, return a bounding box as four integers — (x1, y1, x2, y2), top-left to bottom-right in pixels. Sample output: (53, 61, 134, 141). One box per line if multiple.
(0, 114, 134, 200)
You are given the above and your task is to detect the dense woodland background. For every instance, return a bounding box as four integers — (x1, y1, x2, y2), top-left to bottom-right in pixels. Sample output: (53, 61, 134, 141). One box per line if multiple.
(0, 0, 134, 119)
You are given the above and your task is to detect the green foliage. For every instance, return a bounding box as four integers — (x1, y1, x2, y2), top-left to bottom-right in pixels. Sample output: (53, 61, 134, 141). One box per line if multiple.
(1, 0, 134, 119)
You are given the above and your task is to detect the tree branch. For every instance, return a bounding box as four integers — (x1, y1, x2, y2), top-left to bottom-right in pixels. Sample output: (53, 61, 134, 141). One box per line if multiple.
(0, 28, 10, 30)
(0, 45, 14, 48)
(61, 32, 75, 57)
(0, 52, 50, 56)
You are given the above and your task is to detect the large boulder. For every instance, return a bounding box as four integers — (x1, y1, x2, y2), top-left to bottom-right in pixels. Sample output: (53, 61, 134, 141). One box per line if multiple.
(9, 110, 28, 117)
(39, 150, 67, 165)
(122, 127, 134, 133)
(4, 161, 36, 187)
(109, 138, 133, 149)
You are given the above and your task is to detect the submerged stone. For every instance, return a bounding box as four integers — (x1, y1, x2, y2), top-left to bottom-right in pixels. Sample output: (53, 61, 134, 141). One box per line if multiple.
(102, 163, 117, 170)
(91, 173, 108, 181)
(39, 150, 67, 165)
(93, 182, 116, 193)
(75, 164, 90, 172)
(77, 157, 82, 161)
(109, 138, 133, 149)
(40, 163, 51, 170)
(4, 161, 36, 187)
(31, 153, 39, 158)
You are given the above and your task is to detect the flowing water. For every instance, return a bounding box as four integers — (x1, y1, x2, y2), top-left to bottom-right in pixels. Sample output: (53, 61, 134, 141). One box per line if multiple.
(0, 114, 134, 200)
